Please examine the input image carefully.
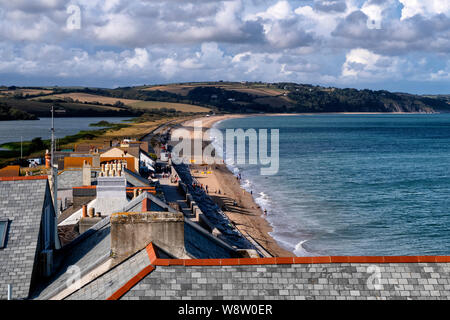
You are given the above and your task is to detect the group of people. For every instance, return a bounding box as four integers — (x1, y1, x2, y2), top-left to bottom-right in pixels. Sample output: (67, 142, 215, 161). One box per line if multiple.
(192, 182, 208, 193)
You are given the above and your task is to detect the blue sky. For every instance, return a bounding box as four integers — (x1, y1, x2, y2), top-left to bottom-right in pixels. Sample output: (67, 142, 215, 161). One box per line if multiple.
(0, 0, 449, 94)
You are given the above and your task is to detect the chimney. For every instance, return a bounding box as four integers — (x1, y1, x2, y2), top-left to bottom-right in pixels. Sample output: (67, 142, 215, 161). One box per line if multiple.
(45, 150, 51, 169)
(111, 211, 185, 259)
(95, 164, 128, 216)
(82, 161, 91, 186)
(82, 205, 87, 218)
(88, 207, 95, 218)
(142, 197, 150, 212)
(92, 154, 100, 167)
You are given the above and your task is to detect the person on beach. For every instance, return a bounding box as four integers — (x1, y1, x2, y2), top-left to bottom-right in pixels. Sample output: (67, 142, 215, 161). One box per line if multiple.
(264, 209, 268, 215)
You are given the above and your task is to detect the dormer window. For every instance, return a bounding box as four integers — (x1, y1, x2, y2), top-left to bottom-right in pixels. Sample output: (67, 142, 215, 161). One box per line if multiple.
(0, 219, 9, 249)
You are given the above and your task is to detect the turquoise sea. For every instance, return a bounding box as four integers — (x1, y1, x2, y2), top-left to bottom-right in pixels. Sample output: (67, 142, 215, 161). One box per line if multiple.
(213, 114, 450, 256)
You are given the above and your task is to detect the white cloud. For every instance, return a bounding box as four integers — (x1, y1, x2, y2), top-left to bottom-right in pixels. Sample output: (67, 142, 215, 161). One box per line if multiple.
(160, 57, 178, 78)
(361, 0, 393, 29)
(294, 1, 355, 37)
(342, 48, 402, 80)
(126, 48, 149, 69)
(252, 1, 294, 21)
(399, 0, 450, 20)
(0, 0, 448, 91)
(93, 13, 139, 46)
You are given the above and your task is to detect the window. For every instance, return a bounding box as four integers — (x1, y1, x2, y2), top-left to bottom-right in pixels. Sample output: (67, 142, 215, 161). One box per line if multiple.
(0, 219, 8, 249)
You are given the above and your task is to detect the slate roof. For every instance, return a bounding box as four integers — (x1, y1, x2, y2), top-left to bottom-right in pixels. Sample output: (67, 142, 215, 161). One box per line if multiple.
(0, 177, 49, 300)
(32, 218, 111, 300)
(58, 169, 100, 190)
(121, 262, 450, 300)
(57, 170, 83, 190)
(30, 190, 236, 299)
(123, 191, 175, 213)
(119, 146, 140, 159)
(66, 248, 150, 300)
(184, 220, 236, 259)
(124, 168, 150, 187)
(125, 192, 237, 259)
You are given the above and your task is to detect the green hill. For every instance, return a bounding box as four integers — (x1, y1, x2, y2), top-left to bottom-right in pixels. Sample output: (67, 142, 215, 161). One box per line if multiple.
(1, 82, 448, 119)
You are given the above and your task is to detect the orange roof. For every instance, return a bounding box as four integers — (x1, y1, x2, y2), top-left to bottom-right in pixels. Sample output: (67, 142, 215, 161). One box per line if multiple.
(64, 157, 93, 168)
(0, 165, 20, 177)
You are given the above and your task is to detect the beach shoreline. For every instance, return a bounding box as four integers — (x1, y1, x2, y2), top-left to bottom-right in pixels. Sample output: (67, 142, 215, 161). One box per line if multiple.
(176, 111, 438, 257)
(179, 114, 295, 257)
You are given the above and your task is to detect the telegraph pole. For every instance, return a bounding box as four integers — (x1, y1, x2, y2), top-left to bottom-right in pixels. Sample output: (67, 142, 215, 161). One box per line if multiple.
(51, 106, 58, 216)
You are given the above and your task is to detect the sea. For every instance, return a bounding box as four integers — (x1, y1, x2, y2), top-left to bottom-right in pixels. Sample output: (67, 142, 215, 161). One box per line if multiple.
(212, 114, 450, 256)
(0, 117, 131, 147)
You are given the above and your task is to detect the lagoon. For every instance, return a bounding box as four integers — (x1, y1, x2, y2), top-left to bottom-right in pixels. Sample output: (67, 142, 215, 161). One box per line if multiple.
(0, 117, 131, 147)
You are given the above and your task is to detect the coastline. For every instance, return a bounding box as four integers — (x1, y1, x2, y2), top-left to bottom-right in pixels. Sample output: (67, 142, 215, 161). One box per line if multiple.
(179, 114, 295, 257)
(172, 112, 440, 257)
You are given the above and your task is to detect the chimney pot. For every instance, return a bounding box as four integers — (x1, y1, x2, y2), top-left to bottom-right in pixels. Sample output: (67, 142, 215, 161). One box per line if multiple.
(82, 205, 88, 218)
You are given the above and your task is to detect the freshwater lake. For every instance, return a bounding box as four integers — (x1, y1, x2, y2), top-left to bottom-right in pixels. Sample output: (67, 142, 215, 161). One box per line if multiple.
(0, 117, 132, 147)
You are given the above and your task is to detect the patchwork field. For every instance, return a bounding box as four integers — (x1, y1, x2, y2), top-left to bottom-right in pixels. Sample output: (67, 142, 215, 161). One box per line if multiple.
(143, 83, 289, 97)
(128, 100, 209, 113)
(33, 93, 139, 105)
(33, 92, 210, 113)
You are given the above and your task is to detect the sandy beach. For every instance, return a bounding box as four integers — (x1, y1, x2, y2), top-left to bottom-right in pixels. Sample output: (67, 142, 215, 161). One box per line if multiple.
(175, 114, 295, 257)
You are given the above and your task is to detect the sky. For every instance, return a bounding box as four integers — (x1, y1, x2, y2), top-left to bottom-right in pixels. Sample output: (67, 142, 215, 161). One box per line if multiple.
(0, 0, 449, 94)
